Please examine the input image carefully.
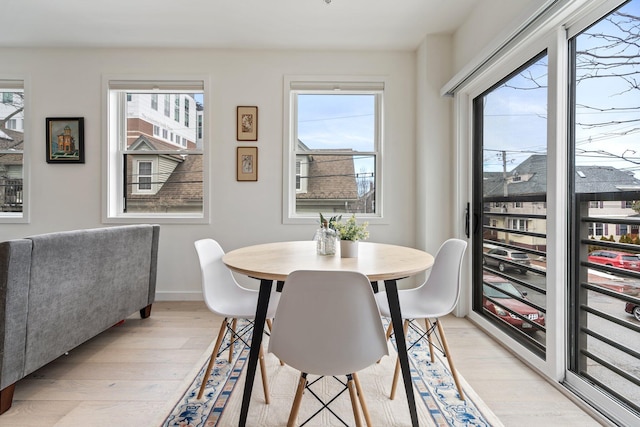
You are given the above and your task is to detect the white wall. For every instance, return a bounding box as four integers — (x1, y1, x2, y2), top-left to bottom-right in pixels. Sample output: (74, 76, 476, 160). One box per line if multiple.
(415, 35, 456, 255)
(0, 47, 424, 299)
(453, 0, 542, 76)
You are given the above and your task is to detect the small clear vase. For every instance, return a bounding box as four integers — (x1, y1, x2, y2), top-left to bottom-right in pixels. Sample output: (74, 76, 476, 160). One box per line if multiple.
(316, 227, 337, 255)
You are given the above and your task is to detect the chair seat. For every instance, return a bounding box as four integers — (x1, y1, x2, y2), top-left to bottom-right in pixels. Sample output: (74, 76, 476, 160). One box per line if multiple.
(214, 290, 280, 319)
(375, 288, 451, 320)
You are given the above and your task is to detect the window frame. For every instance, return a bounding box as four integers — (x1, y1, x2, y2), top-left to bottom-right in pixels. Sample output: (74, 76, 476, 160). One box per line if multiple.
(0, 76, 29, 223)
(282, 75, 385, 224)
(102, 75, 210, 224)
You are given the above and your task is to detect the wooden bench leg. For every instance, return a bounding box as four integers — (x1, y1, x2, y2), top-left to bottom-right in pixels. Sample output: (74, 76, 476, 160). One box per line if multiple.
(140, 304, 152, 319)
(0, 383, 16, 415)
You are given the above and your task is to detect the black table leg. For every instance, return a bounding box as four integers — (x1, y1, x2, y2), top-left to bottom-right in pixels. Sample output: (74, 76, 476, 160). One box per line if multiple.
(239, 278, 273, 427)
(384, 279, 418, 427)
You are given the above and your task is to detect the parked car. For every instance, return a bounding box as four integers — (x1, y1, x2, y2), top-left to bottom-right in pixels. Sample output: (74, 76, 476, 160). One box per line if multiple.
(483, 247, 531, 274)
(587, 250, 640, 272)
(625, 302, 640, 321)
(483, 274, 545, 333)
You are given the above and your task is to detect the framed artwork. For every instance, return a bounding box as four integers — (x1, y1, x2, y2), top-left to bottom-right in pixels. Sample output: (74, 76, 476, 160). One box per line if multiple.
(236, 106, 258, 141)
(46, 117, 85, 163)
(237, 147, 258, 181)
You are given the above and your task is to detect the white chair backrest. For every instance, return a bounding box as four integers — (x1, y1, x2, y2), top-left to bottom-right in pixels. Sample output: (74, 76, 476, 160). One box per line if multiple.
(268, 270, 388, 376)
(420, 238, 468, 312)
(194, 238, 251, 315)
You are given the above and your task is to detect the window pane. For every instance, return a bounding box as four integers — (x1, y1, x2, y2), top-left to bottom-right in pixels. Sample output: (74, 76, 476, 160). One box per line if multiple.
(0, 88, 24, 215)
(109, 86, 204, 216)
(295, 153, 375, 214)
(297, 94, 375, 152)
(475, 52, 548, 356)
(569, 0, 640, 413)
(292, 89, 380, 216)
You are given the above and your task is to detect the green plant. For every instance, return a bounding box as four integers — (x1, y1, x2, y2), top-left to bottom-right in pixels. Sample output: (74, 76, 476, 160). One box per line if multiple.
(334, 214, 369, 241)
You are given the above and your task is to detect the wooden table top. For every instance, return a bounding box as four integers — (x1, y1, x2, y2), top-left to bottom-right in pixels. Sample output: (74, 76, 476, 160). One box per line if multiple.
(222, 240, 434, 282)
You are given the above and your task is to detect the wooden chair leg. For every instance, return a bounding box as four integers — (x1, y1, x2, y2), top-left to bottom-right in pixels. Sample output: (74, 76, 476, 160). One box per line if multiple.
(435, 319, 465, 401)
(353, 372, 372, 427)
(385, 321, 394, 340)
(347, 375, 364, 427)
(287, 373, 307, 427)
(228, 318, 238, 363)
(259, 344, 270, 404)
(424, 318, 435, 363)
(197, 317, 229, 399)
(390, 319, 410, 400)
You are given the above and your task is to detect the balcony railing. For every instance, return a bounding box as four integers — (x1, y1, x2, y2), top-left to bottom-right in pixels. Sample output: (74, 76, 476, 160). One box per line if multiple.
(480, 194, 547, 357)
(572, 190, 640, 415)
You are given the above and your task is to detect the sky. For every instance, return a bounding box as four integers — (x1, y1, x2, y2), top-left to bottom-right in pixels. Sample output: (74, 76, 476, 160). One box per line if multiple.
(482, 0, 640, 180)
(297, 93, 376, 176)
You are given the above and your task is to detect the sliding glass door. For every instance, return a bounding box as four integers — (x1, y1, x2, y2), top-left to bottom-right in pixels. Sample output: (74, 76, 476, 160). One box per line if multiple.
(472, 52, 549, 358)
(567, 1, 640, 421)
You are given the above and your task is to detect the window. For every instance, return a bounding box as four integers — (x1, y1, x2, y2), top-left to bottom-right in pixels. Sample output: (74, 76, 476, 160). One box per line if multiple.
(135, 160, 153, 192)
(184, 99, 190, 127)
(105, 77, 206, 221)
(284, 77, 383, 220)
(151, 94, 158, 111)
(473, 51, 548, 359)
(0, 79, 25, 221)
(174, 97, 180, 122)
(164, 95, 170, 117)
(510, 218, 529, 231)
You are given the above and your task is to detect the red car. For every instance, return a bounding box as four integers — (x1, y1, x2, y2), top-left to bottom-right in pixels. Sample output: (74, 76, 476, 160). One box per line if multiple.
(588, 250, 640, 272)
(625, 302, 640, 321)
(483, 275, 545, 334)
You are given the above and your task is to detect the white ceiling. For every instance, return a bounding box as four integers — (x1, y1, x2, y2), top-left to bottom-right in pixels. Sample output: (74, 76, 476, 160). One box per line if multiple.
(2, 0, 481, 51)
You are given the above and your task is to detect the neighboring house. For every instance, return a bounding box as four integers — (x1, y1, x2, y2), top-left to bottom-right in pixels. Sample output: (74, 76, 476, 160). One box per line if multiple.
(0, 124, 23, 212)
(295, 140, 364, 213)
(0, 92, 24, 213)
(124, 94, 202, 213)
(125, 135, 202, 213)
(484, 154, 640, 249)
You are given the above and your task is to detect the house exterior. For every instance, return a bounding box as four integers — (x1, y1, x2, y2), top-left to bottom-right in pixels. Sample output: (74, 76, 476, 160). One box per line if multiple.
(123, 94, 202, 213)
(0, 92, 24, 213)
(295, 140, 368, 214)
(484, 154, 640, 249)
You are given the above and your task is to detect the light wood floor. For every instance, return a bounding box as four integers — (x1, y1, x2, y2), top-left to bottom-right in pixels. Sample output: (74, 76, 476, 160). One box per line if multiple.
(0, 301, 604, 427)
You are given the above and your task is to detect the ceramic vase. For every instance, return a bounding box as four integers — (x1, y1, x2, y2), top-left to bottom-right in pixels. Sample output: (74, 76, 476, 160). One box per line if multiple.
(340, 240, 359, 258)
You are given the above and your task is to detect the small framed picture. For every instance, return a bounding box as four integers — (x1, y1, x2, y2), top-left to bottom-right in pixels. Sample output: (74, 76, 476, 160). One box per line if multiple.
(237, 106, 258, 141)
(46, 117, 85, 163)
(237, 147, 258, 181)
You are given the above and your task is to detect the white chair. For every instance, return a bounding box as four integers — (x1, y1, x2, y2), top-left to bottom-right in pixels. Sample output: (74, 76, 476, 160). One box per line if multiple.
(193, 238, 280, 402)
(268, 270, 388, 427)
(375, 238, 468, 401)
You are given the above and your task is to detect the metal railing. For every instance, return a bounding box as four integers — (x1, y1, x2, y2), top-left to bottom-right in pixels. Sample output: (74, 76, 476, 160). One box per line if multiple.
(571, 190, 640, 415)
(479, 194, 547, 357)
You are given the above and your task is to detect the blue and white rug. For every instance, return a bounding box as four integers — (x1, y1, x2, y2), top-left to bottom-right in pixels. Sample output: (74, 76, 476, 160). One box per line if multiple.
(161, 320, 503, 426)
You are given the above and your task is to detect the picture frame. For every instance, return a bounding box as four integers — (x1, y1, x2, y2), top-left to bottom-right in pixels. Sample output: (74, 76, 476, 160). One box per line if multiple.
(236, 106, 258, 141)
(237, 147, 258, 181)
(46, 117, 85, 163)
